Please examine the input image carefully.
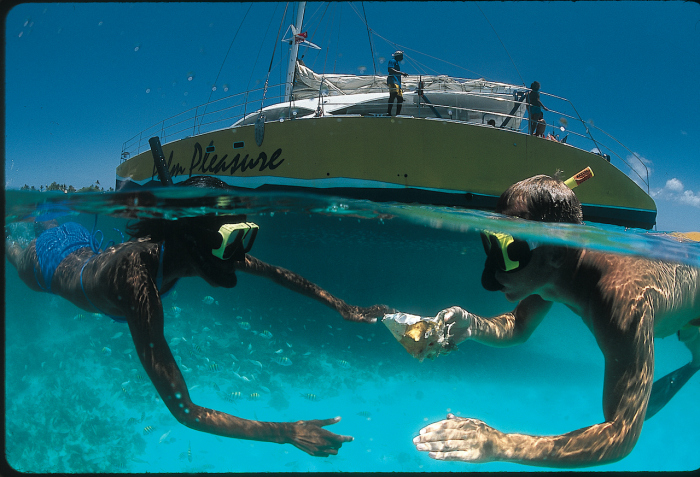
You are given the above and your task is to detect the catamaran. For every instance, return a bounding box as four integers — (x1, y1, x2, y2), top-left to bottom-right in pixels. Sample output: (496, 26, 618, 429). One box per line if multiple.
(116, 2, 656, 229)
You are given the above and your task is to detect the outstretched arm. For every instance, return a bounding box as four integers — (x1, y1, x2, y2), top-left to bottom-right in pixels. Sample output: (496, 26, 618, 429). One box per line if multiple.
(239, 255, 392, 323)
(439, 294, 552, 348)
(416, 305, 654, 467)
(124, 264, 352, 456)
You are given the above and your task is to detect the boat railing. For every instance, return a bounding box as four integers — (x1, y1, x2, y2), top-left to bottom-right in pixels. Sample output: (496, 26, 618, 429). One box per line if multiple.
(120, 79, 650, 192)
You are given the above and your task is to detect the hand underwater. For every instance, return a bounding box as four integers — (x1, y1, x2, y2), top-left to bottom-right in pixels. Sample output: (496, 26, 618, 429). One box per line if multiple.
(414, 413, 501, 463)
(285, 416, 353, 457)
(436, 306, 474, 344)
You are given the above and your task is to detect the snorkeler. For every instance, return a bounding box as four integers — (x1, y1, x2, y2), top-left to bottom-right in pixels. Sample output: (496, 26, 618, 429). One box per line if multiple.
(410, 173, 700, 467)
(4, 176, 391, 457)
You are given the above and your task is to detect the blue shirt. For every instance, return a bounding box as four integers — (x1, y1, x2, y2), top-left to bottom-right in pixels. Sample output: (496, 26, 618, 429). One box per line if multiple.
(388, 58, 401, 88)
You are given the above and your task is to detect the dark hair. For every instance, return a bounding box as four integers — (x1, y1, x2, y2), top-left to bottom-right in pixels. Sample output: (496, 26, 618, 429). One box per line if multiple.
(495, 175, 583, 224)
(530, 81, 540, 91)
(126, 176, 246, 241)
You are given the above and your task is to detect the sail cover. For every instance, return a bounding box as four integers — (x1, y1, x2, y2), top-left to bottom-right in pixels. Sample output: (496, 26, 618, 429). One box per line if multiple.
(293, 62, 523, 99)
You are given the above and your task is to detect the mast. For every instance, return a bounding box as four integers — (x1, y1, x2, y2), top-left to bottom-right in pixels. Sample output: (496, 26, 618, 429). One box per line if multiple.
(284, 2, 306, 102)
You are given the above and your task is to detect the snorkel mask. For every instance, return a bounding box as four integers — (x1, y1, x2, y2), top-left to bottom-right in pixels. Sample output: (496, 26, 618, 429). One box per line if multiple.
(481, 167, 594, 291)
(480, 231, 534, 273)
(210, 222, 259, 261)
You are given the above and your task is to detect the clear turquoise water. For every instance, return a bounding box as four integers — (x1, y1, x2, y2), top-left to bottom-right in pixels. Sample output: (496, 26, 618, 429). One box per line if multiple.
(4, 190, 700, 472)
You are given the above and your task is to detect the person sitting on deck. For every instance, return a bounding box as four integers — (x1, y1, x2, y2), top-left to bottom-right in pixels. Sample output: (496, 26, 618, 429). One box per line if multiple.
(412, 173, 700, 468)
(5, 176, 391, 458)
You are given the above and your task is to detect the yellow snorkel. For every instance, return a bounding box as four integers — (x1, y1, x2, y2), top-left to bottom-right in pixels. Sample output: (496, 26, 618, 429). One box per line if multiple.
(564, 167, 594, 190)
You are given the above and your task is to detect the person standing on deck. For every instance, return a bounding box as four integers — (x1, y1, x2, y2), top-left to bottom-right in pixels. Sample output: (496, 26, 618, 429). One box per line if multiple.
(527, 81, 548, 136)
(387, 50, 409, 116)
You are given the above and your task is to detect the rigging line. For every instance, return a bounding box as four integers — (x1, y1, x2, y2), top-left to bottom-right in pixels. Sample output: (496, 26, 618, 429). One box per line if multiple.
(333, 3, 342, 73)
(361, 2, 377, 75)
(260, 2, 289, 110)
(303, 2, 330, 62)
(198, 3, 253, 133)
(371, 30, 486, 79)
(346, 4, 486, 79)
(244, 1, 280, 116)
(474, 2, 525, 86)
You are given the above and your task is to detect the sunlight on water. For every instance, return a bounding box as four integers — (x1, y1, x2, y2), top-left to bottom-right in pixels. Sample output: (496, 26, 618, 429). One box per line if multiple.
(4, 189, 700, 473)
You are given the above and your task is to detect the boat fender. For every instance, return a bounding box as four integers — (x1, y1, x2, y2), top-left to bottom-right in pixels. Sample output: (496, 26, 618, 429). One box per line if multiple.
(255, 114, 266, 147)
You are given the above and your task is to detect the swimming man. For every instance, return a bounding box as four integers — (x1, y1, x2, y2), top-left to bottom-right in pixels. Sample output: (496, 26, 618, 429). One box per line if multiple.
(412, 174, 700, 467)
(5, 177, 390, 457)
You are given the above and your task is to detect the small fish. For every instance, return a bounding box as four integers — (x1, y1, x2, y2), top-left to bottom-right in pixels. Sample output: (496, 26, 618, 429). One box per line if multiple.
(121, 386, 129, 394)
(134, 374, 146, 383)
(168, 306, 182, 316)
(192, 343, 203, 353)
(202, 326, 211, 332)
(209, 363, 220, 372)
(357, 411, 372, 418)
(356, 335, 364, 340)
(101, 347, 112, 356)
(248, 392, 260, 401)
(143, 425, 155, 435)
(159, 430, 171, 443)
(336, 359, 351, 369)
(259, 385, 270, 394)
(272, 356, 293, 366)
(238, 322, 251, 331)
(259, 330, 273, 340)
(212, 382, 220, 391)
(301, 393, 319, 402)
(248, 359, 263, 369)
(127, 417, 138, 425)
(73, 313, 89, 321)
(303, 351, 312, 356)
(286, 342, 293, 348)
(202, 296, 215, 305)
(111, 332, 124, 340)
(274, 349, 283, 354)
(188, 441, 192, 462)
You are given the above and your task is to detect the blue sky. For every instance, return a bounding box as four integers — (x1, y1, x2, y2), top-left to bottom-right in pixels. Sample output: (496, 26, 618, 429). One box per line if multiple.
(4, 2, 699, 231)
